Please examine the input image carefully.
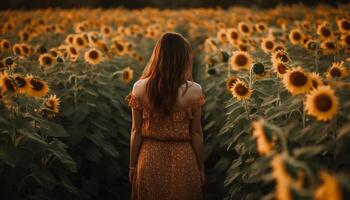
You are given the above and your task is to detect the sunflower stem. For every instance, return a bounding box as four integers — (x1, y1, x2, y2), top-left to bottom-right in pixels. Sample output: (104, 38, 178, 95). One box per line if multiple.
(314, 49, 319, 72)
(249, 66, 253, 88)
(227, 63, 231, 78)
(301, 99, 306, 128)
(243, 100, 250, 120)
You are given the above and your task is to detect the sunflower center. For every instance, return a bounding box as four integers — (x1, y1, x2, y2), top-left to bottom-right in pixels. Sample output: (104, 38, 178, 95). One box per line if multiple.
(15, 77, 26, 88)
(259, 25, 265, 30)
(292, 32, 301, 40)
(77, 38, 84, 45)
(22, 46, 29, 54)
(70, 47, 77, 55)
(341, 21, 350, 30)
(22, 32, 29, 41)
(277, 63, 287, 74)
(242, 25, 249, 33)
(265, 41, 274, 49)
(116, 43, 124, 51)
(5, 78, 16, 91)
(30, 79, 44, 91)
(235, 84, 248, 96)
(325, 42, 335, 49)
(231, 32, 238, 39)
(345, 35, 350, 45)
(290, 71, 307, 86)
(330, 68, 341, 77)
(3, 42, 10, 49)
(5, 58, 14, 66)
(89, 50, 99, 59)
(15, 47, 21, 54)
(43, 56, 52, 65)
(320, 27, 331, 37)
(235, 54, 248, 67)
(315, 94, 332, 112)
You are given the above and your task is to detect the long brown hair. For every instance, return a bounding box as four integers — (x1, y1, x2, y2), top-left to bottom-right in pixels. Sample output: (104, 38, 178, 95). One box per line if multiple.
(140, 32, 193, 115)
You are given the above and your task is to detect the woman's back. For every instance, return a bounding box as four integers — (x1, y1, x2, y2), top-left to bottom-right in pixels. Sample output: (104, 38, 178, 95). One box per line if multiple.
(126, 78, 205, 141)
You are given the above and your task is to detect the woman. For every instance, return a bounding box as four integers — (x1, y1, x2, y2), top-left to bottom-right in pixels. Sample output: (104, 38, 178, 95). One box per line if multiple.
(125, 32, 205, 200)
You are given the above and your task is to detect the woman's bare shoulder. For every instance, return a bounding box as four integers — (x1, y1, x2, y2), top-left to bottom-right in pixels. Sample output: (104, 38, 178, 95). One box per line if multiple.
(132, 78, 148, 97)
(185, 81, 203, 97)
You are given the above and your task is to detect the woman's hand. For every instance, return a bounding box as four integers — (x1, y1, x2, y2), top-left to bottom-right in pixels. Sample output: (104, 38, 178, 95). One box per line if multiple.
(129, 169, 136, 183)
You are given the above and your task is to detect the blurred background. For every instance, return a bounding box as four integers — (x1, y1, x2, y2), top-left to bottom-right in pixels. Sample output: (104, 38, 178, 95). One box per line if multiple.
(0, 0, 349, 10)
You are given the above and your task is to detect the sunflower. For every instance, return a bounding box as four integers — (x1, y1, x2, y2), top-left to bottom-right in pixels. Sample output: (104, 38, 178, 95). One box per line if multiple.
(20, 43, 31, 57)
(314, 171, 342, 200)
(304, 85, 338, 121)
(238, 22, 252, 36)
(101, 25, 112, 37)
(217, 29, 228, 44)
(231, 80, 252, 100)
(0, 72, 17, 93)
(0, 39, 11, 51)
(26, 75, 49, 97)
(4, 57, 16, 69)
(229, 51, 253, 71)
(111, 40, 127, 56)
(251, 119, 275, 156)
(273, 61, 289, 78)
(84, 48, 103, 65)
(122, 66, 133, 84)
(226, 76, 238, 92)
(283, 66, 312, 95)
(13, 74, 30, 94)
(74, 35, 87, 49)
(309, 72, 324, 90)
(256, 22, 268, 32)
(43, 94, 60, 118)
(317, 23, 333, 39)
(340, 34, 350, 47)
(261, 37, 275, 53)
(326, 61, 349, 80)
(67, 45, 79, 57)
(320, 40, 337, 55)
(12, 44, 22, 56)
(288, 28, 304, 45)
(39, 53, 55, 67)
(271, 50, 290, 63)
(336, 18, 350, 34)
(19, 30, 31, 42)
(226, 28, 240, 44)
(65, 34, 75, 45)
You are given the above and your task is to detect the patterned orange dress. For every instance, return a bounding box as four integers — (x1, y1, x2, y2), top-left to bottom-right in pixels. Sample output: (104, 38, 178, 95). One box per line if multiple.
(125, 92, 205, 200)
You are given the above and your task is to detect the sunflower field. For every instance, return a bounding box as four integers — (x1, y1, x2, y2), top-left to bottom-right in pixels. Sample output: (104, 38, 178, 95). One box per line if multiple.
(1, 3, 350, 200)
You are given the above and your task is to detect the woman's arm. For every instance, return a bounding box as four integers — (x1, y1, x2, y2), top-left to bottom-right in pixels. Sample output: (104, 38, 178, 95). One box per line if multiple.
(190, 106, 205, 171)
(129, 107, 143, 168)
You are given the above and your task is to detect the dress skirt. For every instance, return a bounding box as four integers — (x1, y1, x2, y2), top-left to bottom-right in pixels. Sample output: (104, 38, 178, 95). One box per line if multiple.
(131, 137, 203, 200)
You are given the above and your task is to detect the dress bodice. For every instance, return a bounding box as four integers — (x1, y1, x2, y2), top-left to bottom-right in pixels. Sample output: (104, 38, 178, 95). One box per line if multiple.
(125, 92, 205, 141)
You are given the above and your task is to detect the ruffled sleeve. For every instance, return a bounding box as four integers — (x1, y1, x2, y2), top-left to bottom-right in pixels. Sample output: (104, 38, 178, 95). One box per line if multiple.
(125, 92, 143, 110)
